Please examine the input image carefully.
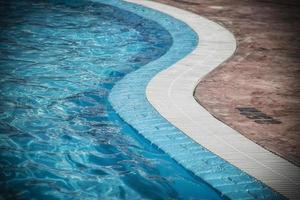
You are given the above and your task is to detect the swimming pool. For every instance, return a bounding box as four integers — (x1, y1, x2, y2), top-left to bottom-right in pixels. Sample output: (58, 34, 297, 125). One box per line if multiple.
(0, 0, 226, 199)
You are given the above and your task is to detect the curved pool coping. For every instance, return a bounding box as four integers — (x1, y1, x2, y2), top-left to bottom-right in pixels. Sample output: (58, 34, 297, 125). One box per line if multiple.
(107, 0, 295, 199)
(141, 0, 300, 199)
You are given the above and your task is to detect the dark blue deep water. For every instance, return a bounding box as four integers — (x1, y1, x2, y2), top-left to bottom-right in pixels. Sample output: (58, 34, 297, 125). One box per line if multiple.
(0, 0, 224, 199)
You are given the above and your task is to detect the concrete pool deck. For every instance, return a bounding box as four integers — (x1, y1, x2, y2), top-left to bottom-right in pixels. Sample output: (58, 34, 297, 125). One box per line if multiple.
(123, 0, 300, 199)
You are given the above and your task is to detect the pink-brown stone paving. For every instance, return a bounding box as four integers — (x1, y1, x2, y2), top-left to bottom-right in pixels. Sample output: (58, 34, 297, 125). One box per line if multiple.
(151, 0, 300, 166)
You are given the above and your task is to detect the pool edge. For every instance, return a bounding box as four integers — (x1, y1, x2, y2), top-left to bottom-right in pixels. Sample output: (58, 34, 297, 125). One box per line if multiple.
(108, 0, 298, 199)
(137, 0, 299, 199)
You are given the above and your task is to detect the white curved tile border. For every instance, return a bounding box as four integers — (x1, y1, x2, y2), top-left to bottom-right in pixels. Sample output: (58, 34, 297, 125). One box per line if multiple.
(125, 0, 300, 199)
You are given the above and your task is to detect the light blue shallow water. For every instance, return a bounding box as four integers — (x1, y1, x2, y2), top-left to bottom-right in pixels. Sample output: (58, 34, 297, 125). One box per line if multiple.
(0, 0, 225, 199)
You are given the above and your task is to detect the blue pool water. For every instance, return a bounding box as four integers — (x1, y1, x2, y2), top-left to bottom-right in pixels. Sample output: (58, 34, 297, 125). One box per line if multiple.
(0, 0, 225, 199)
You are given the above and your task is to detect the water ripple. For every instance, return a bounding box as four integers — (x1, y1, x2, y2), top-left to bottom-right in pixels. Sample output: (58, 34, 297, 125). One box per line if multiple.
(0, 0, 224, 199)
